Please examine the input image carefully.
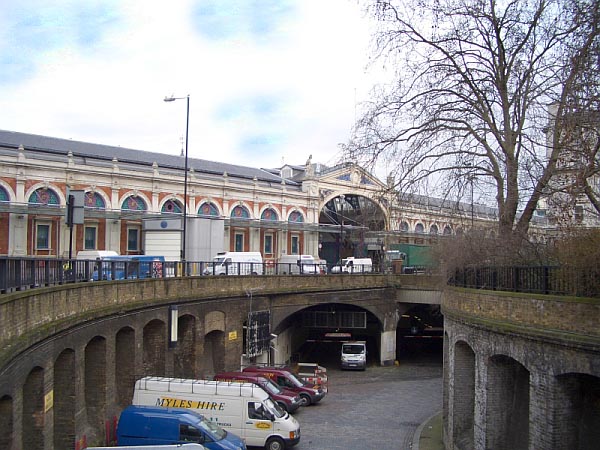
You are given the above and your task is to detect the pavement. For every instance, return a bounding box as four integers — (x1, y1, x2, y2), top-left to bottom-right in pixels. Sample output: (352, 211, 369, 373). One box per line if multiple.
(415, 412, 444, 450)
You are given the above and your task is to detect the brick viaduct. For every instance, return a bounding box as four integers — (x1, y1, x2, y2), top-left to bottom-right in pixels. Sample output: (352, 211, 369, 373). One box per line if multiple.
(0, 274, 598, 449)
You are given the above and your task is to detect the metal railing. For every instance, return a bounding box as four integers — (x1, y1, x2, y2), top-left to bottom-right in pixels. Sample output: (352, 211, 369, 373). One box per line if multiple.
(450, 265, 600, 298)
(0, 257, 379, 294)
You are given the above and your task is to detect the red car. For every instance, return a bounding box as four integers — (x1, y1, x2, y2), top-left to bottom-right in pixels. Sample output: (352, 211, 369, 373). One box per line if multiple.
(242, 366, 326, 405)
(213, 371, 304, 413)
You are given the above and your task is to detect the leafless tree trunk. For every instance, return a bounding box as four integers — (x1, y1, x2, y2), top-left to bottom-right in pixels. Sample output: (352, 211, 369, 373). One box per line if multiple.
(352, 0, 600, 239)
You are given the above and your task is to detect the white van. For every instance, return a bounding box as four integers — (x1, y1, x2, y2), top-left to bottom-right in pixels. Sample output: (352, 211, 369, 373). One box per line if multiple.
(341, 340, 367, 370)
(133, 377, 300, 450)
(75, 250, 120, 280)
(330, 257, 373, 274)
(277, 254, 319, 274)
(203, 252, 263, 276)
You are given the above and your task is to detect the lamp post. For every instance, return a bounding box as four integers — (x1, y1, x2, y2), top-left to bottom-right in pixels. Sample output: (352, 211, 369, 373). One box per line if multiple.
(337, 194, 345, 265)
(164, 95, 190, 270)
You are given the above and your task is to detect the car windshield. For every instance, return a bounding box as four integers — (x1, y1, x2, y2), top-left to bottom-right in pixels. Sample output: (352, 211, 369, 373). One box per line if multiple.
(343, 344, 365, 354)
(264, 397, 286, 419)
(287, 372, 306, 387)
(261, 379, 282, 395)
(197, 417, 227, 441)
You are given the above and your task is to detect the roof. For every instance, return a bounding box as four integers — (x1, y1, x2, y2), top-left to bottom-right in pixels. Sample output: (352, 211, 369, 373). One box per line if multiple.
(0, 129, 297, 185)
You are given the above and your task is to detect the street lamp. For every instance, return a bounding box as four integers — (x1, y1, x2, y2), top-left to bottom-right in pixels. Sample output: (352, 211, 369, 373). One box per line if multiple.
(164, 95, 190, 269)
(337, 194, 345, 265)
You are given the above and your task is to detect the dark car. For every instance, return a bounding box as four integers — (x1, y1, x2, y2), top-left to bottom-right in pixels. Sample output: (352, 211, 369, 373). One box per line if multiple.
(242, 366, 326, 406)
(213, 371, 304, 413)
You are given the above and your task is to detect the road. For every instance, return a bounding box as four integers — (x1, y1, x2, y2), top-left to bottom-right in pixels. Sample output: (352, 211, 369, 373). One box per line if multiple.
(282, 353, 443, 450)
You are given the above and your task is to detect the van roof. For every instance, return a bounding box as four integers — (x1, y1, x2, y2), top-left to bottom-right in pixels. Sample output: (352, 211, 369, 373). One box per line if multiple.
(121, 404, 204, 420)
(135, 376, 269, 400)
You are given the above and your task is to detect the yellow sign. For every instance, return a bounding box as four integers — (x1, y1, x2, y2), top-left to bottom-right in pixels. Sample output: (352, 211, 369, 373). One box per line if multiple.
(256, 422, 271, 429)
(228, 331, 238, 341)
(44, 390, 54, 413)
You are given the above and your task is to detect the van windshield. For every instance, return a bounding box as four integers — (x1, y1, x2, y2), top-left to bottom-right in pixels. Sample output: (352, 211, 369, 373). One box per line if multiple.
(264, 398, 286, 419)
(286, 372, 306, 387)
(213, 257, 225, 264)
(342, 344, 365, 354)
(261, 379, 282, 395)
(197, 417, 227, 441)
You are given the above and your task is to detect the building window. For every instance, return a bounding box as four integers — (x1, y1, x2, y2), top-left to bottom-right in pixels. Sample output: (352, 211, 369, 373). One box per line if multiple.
(235, 232, 244, 252)
(575, 205, 584, 222)
(36, 223, 50, 250)
(127, 227, 140, 252)
(415, 223, 425, 233)
(264, 233, 273, 255)
(84, 226, 97, 250)
(291, 234, 299, 255)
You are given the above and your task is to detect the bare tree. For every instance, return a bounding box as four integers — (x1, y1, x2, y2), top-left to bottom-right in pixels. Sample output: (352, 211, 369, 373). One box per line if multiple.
(352, 0, 600, 238)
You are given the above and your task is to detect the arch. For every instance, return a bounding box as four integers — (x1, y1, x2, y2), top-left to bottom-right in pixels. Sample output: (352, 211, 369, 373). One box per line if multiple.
(453, 341, 475, 449)
(400, 221, 409, 232)
(27, 186, 61, 206)
(54, 348, 76, 449)
(0, 184, 11, 202)
(260, 207, 279, 221)
(85, 336, 106, 442)
(161, 198, 183, 214)
(143, 319, 166, 376)
(288, 210, 304, 223)
(486, 354, 530, 450)
(116, 327, 135, 409)
(415, 223, 425, 234)
(23, 366, 44, 450)
(430, 224, 439, 235)
(174, 314, 197, 379)
(198, 201, 220, 217)
(205, 311, 226, 333)
(204, 330, 225, 375)
(443, 225, 453, 235)
(0, 395, 13, 449)
(84, 190, 106, 209)
(121, 193, 148, 211)
(555, 373, 600, 449)
(230, 204, 250, 219)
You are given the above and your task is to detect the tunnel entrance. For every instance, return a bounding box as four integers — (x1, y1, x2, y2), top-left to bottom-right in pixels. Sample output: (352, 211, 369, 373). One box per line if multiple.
(396, 304, 444, 361)
(276, 303, 382, 369)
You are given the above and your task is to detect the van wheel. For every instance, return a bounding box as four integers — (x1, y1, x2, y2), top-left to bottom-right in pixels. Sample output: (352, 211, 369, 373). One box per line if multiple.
(266, 436, 285, 450)
(299, 393, 312, 406)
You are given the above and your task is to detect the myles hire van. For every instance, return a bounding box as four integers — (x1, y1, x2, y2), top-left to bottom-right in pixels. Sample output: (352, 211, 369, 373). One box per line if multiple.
(133, 376, 300, 450)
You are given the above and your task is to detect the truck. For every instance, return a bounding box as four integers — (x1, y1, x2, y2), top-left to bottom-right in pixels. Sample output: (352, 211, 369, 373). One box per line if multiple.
(330, 257, 373, 274)
(213, 372, 304, 413)
(132, 377, 300, 450)
(276, 254, 319, 275)
(115, 405, 244, 450)
(340, 341, 367, 370)
(242, 366, 326, 406)
(203, 252, 263, 276)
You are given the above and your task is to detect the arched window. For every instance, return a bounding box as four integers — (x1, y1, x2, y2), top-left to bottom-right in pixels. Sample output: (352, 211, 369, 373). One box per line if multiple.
(415, 223, 425, 233)
(400, 221, 409, 232)
(443, 225, 453, 235)
(288, 211, 304, 223)
(231, 205, 250, 219)
(28, 187, 59, 206)
(161, 199, 182, 214)
(121, 195, 147, 211)
(198, 202, 219, 216)
(0, 186, 9, 202)
(84, 191, 106, 209)
(430, 224, 439, 235)
(261, 208, 278, 221)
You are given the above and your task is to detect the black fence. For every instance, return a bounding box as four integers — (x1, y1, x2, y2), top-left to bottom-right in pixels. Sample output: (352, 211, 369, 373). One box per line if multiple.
(0, 257, 378, 294)
(450, 265, 600, 298)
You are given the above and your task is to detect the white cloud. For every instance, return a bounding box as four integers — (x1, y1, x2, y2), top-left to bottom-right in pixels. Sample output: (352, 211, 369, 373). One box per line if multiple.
(0, 0, 381, 170)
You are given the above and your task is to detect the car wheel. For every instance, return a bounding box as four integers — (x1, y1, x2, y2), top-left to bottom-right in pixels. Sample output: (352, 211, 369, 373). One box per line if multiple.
(300, 393, 312, 406)
(266, 436, 285, 450)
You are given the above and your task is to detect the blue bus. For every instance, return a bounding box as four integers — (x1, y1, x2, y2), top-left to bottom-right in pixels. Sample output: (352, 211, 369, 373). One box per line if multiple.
(92, 255, 165, 281)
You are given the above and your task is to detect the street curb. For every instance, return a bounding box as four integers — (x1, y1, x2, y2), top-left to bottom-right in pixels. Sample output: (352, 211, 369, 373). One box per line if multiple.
(412, 410, 442, 449)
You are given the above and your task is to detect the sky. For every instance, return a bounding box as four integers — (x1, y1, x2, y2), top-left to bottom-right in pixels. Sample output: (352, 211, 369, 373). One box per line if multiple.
(0, 0, 382, 171)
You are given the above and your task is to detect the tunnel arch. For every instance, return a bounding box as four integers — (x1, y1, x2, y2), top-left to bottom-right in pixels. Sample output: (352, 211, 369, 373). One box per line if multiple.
(319, 193, 387, 268)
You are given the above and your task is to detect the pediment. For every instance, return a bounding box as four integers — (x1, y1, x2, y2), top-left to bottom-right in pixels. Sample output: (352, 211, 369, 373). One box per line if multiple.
(317, 163, 386, 190)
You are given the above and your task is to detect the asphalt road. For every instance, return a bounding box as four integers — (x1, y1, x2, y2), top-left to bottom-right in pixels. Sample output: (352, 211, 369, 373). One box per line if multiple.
(283, 353, 443, 450)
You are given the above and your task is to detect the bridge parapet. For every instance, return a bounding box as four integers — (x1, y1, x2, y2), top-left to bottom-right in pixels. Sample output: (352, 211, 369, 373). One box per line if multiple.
(1, 274, 440, 371)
